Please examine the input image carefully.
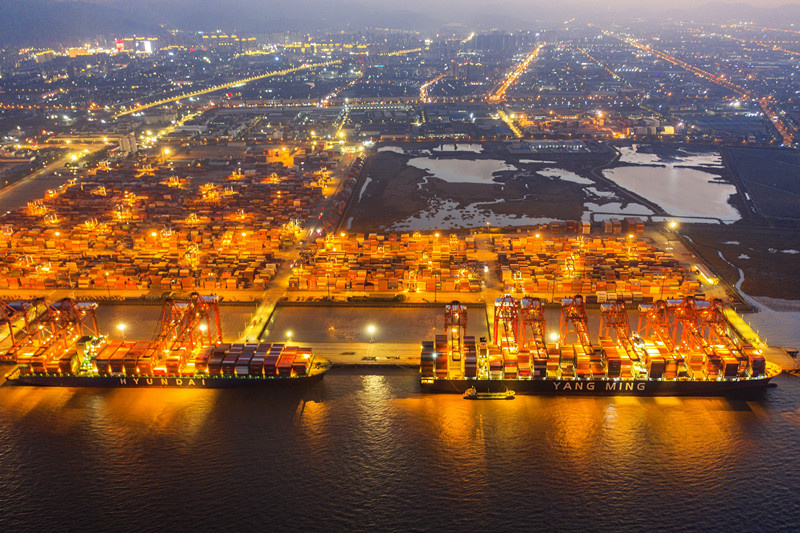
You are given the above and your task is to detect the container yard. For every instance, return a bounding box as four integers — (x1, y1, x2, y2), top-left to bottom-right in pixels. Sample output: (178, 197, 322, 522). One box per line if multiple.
(492, 226, 696, 302)
(0, 145, 359, 296)
(419, 295, 780, 395)
(0, 149, 705, 307)
(288, 220, 697, 303)
(290, 232, 483, 294)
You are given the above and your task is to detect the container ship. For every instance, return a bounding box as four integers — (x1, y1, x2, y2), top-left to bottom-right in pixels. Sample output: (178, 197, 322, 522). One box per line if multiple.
(420, 296, 780, 396)
(2, 294, 329, 388)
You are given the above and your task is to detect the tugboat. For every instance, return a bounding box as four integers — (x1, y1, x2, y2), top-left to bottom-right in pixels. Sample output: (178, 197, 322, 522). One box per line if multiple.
(463, 386, 516, 400)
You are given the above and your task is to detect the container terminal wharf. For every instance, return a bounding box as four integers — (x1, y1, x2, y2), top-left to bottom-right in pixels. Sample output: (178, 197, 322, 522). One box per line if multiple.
(419, 296, 782, 396)
(0, 292, 786, 393)
(1, 220, 795, 385)
(1, 293, 329, 388)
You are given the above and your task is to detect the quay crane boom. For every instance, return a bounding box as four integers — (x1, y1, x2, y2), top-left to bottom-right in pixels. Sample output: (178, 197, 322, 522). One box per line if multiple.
(560, 295, 592, 351)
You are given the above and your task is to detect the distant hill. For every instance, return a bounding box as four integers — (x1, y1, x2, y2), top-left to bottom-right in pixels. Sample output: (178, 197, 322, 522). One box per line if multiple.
(0, 1, 156, 47)
(3, 1, 800, 47)
(0, 0, 435, 47)
(122, 0, 433, 33)
(660, 2, 800, 24)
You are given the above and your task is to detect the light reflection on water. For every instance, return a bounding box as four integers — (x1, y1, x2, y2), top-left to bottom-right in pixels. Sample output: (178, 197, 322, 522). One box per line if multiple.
(0, 369, 798, 530)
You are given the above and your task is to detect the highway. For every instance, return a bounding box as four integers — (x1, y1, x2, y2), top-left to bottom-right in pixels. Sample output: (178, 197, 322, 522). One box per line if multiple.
(113, 60, 343, 118)
(496, 109, 522, 138)
(111, 47, 426, 119)
(488, 45, 543, 102)
(419, 73, 445, 103)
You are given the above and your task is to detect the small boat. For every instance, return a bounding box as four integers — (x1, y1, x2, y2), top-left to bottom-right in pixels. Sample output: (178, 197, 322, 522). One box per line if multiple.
(463, 386, 515, 400)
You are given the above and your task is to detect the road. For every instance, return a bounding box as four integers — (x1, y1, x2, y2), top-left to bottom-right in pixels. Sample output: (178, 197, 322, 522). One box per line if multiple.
(240, 152, 360, 342)
(0, 144, 105, 213)
(113, 60, 343, 118)
(303, 342, 421, 366)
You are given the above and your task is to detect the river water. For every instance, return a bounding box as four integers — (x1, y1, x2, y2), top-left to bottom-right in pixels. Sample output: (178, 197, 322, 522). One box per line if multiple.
(0, 367, 799, 531)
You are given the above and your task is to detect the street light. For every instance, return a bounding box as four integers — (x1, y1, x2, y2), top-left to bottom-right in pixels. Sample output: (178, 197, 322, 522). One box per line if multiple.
(117, 323, 126, 340)
(367, 324, 376, 343)
(104, 271, 111, 299)
(666, 220, 678, 245)
(551, 273, 560, 303)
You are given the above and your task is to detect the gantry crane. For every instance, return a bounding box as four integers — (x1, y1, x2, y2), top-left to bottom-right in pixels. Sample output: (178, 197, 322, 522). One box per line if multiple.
(2, 298, 82, 361)
(5, 298, 100, 373)
(560, 295, 592, 351)
(637, 300, 676, 352)
(50, 299, 100, 335)
(668, 296, 712, 354)
(493, 294, 520, 347)
(666, 295, 755, 378)
(695, 298, 751, 377)
(0, 299, 29, 359)
(164, 293, 222, 352)
(695, 299, 741, 353)
(151, 292, 222, 374)
(599, 300, 636, 359)
(519, 297, 546, 352)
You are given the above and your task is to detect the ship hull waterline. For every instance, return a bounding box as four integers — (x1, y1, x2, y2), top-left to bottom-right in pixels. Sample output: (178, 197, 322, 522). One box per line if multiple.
(8, 373, 326, 388)
(421, 376, 776, 396)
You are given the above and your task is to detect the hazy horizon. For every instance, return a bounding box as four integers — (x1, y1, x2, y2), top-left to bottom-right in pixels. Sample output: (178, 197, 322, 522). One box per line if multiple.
(91, 0, 800, 9)
(6, 0, 800, 47)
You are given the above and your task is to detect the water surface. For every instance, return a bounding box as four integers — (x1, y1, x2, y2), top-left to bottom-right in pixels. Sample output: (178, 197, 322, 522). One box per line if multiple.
(0, 368, 798, 531)
(603, 166, 740, 222)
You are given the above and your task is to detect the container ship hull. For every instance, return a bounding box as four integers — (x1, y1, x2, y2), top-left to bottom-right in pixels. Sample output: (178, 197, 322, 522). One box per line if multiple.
(9, 372, 326, 388)
(420, 376, 776, 396)
(6, 340, 331, 388)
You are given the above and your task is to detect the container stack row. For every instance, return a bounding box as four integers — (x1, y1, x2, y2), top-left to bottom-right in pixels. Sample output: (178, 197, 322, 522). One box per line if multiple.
(420, 341, 435, 379)
(290, 232, 482, 294)
(464, 336, 478, 378)
(740, 345, 766, 377)
(0, 160, 329, 293)
(20, 338, 314, 378)
(434, 335, 449, 378)
(601, 217, 645, 235)
(598, 338, 634, 378)
(206, 343, 312, 378)
(494, 234, 694, 300)
(16, 344, 74, 376)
